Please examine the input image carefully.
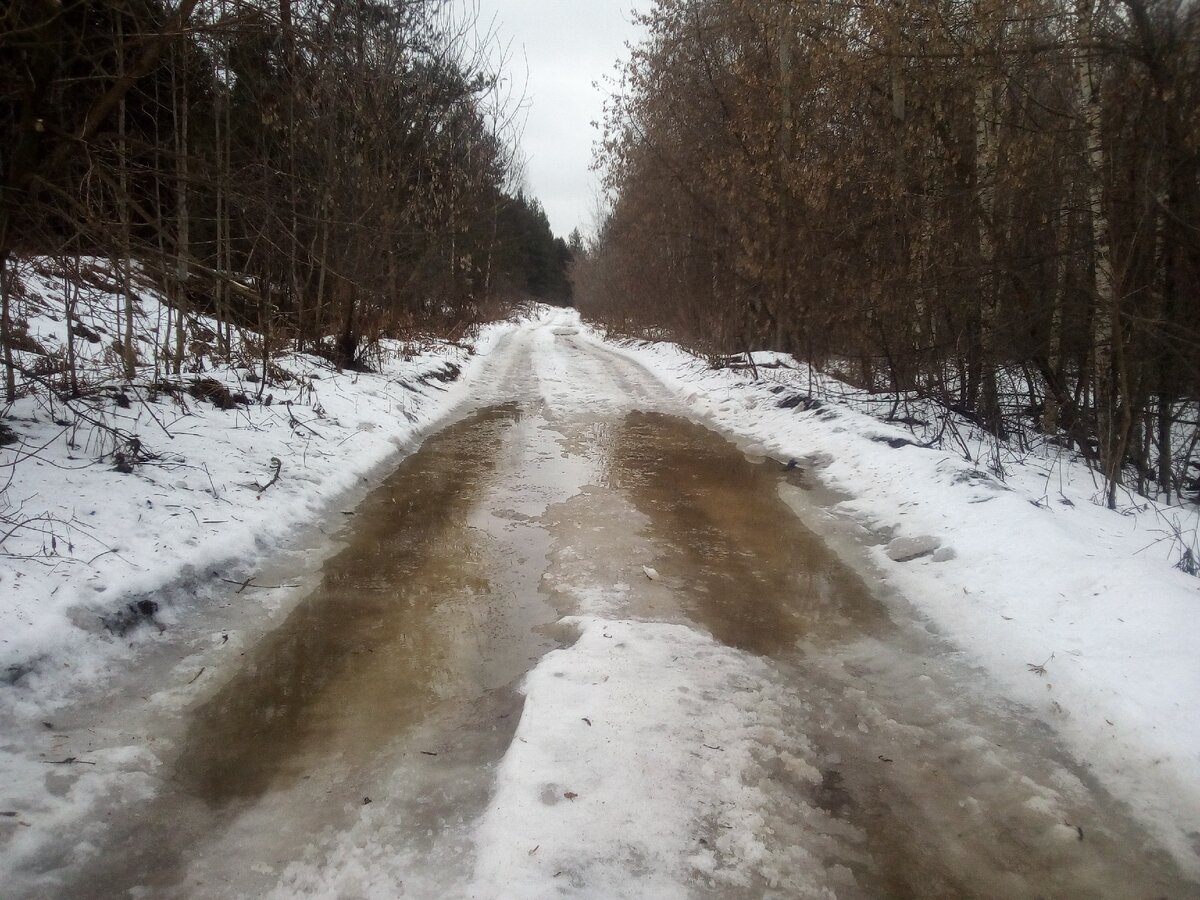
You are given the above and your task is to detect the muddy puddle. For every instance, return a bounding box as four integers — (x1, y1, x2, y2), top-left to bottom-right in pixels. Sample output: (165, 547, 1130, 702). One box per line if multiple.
(605, 410, 889, 654)
(174, 402, 558, 807)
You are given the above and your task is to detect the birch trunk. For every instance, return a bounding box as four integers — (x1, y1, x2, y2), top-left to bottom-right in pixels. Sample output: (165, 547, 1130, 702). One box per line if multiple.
(1, 246, 13, 404)
(172, 47, 190, 376)
(775, 3, 793, 349)
(1076, 0, 1121, 506)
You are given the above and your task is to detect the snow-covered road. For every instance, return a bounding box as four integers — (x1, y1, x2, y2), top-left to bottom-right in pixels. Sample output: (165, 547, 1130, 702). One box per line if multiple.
(4, 314, 1197, 898)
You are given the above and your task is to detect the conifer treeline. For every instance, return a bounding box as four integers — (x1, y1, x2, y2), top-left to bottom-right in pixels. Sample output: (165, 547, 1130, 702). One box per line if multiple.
(1, 0, 570, 393)
(576, 0, 1200, 506)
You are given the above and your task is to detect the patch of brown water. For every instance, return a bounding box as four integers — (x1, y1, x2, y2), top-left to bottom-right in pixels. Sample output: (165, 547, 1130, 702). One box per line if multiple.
(606, 410, 888, 654)
(172, 403, 558, 807)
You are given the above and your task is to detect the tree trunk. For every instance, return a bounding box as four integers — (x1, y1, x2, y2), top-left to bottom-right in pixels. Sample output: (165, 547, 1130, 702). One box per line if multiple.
(1, 247, 14, 403)
(1041, 198, 1070, 435)
(973, 15, 1002, 435)
(1076, 0, 1121, 507)
(172, 46, 189, 376)
(64, 272, 79, 398)
(117, 14, 137, 381)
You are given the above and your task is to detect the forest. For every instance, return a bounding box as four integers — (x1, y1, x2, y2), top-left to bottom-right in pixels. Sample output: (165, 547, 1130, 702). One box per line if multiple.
(1, 0, 572, 394)
(575, 0, 1200, 509)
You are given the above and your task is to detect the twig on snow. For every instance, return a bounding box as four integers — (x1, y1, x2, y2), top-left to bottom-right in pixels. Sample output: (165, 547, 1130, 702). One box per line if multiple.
(254, 457, 282, 495)
(1026, 653, 1054, 675)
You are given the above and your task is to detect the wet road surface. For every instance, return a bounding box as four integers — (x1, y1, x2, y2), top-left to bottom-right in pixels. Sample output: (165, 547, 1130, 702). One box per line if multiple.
(17, 321, 1199, 898)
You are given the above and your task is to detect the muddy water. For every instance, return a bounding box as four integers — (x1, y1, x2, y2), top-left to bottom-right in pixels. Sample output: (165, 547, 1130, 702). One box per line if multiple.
(606, 410, 888, 653)
(174, 402, 555, 807)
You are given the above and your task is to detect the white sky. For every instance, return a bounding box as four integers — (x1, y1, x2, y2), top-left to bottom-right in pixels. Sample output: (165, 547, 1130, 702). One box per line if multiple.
(471, 1, 646, 239)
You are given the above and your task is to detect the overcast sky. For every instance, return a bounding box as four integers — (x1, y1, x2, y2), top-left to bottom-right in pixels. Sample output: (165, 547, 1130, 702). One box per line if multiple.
(471, 1, 646, 239)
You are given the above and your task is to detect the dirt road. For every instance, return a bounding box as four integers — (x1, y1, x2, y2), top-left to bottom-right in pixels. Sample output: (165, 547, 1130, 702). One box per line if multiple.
(15, 319, 1196, 898)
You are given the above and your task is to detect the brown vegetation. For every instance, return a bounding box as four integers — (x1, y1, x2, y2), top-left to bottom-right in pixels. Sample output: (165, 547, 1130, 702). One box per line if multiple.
(576, 0, 1200, 507)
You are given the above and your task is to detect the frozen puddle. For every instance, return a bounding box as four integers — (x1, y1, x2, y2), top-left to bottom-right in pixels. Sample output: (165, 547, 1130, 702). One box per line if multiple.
(8, 325, 1196, 898)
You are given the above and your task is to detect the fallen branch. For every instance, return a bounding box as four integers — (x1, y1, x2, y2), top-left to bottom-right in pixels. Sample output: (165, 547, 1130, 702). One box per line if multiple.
(284, 401, 322, 437)
(255, 457, 282, 495)
(218, 575, 296, 593)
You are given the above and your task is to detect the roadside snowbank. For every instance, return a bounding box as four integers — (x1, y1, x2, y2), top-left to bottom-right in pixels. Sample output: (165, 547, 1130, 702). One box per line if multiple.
(569, 315, 1200, 875)
(0, 258, 549, 701)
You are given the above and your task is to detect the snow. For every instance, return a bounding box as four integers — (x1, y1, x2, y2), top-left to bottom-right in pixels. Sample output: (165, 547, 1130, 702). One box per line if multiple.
(3, 276, 1199, 893)
(470, 617, 839, 899)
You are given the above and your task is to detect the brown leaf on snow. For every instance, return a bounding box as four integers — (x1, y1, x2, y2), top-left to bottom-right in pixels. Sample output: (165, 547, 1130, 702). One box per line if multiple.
(564, 791, 578, 800)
